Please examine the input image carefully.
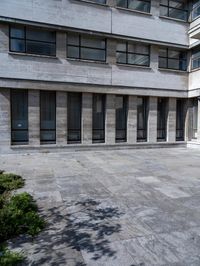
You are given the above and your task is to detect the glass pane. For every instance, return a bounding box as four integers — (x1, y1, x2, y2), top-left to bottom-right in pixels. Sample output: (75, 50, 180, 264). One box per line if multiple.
(176, 99, 185, 141)
(169, 0, 184, 9)
(128, 54, 149, 66)
(159, 57, 167, 68)
(67, 34, 80, 46)
(117, 42, 127, 52)
(137, 97, 147, 141)
(81, 48, 105, 61)
(26, 41, 56, 56)
(168, 58, 180, 69)
(128, 43, 149, 54)
(192, 1, 200, 19)
(10, 39, 25, 53)
(10, 26, 25, 39)
(81, 36, 105, 49)
(157, 98, 167, 141)
(128, 0, 150, 12)
(168, 50, 180, 59)
(160, 6, 169, 16)
(68, 93, 82, 143)
(91, 0, 106, 3)
(116, 0, 128, 8)
(159, 48, 167, 57)
(93, 94, 105, 142)
(26, 29, 56, 43)
(11, 90, 28, 143)
(117, 52, 126, 64)
(67, 46, 80, 59)
(40, 91, 56, 142)
(169, 7, 187, 20)
(161, 0, 168, 5)
(116, 96, 127, 142)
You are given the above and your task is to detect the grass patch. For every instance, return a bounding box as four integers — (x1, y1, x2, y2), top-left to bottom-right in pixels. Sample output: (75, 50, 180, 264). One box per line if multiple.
(0, 170, 45, 265)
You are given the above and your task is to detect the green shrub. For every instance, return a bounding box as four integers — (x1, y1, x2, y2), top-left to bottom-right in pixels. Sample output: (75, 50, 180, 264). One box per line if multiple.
(0, 245, 24, 266)
(0, 174, 24, 194)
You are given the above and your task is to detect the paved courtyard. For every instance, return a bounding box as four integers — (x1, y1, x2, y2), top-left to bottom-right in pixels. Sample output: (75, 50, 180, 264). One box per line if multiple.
(1, 147, 200, 266)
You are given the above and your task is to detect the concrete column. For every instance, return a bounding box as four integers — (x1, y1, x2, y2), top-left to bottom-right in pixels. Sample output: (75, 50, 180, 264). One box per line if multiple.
(0, 89, 10, 151)
(197, 98, 200, 141)
(0, 24, 9, 53)
(28, 90, 40, 146)
(150, 45, 159, 70)
(56, 32, 67, 59)
(127, 95, 137, 144)
(105, 94, 116, 144)
(151, 0, 160, 16)
(148, 96, 157, 143)
(107, 38, 117, 65)
(82, 93, 93, 144)
(167, 98, 176, 142)
(56, 91, 67, 145)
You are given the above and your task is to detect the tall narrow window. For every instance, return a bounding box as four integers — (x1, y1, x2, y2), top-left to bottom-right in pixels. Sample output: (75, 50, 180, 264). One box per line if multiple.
(68, 93, 82, 143)
(176, 99, 185, 141)
(40, 91, 56, 143)
(93, 94, 105, 143)
(11, 90, 28, 144)
(192, 0, 200, 20)
(157, 98, 167, 142)
(192, 98, 198, 139)
(116, 96, 127, 142)
(137, 97, 148, 142)
(191, 46, 200, 70)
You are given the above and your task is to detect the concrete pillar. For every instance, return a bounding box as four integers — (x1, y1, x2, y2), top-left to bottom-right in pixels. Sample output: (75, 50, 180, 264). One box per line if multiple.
(0, 24, 9, 53)
(107, 39, 117, 65)
(56, 32, 67, 59)
(167, 98, 176, 142)
(105, 94, 116, 144)
(150, 45, 159, 70)
(127, 95, 137, 144)
(28, 90, 40, 146)
(82, 93, 93, 144)
(197, 98, 200, 141)
(56, 91, 67, 145)
(151, 0, 160, 16)
(148, 96, 157, 143)
(0, 89, 10, 151)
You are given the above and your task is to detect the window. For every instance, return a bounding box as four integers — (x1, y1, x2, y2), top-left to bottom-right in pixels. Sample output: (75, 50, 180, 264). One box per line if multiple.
(192, 47, 200, 70)
(10, 26, 56, 56)
(137, 97, 148, 142)
(159, 48, 187, 71)
(117, 41, 150, 66)
(68, 93, 82, 143)
(40, 91, 56, 143)
(176, 99, 185, 141)
(81, 0, 106, 3)
(191, 98, 198, 139)
(67, 33, 106, 62)
(11, 90, 28, 144)
(93, 94, 105, 143)
(192, 0, 200, 20)
(160, 0, 188, 21)
(115, 96, 127, 142)
(116, 0, 151, 13)
(157, 98, 167, 142)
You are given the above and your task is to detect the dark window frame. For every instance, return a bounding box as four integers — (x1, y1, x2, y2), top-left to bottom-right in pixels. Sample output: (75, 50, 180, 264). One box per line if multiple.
(40, 91, 56, 144)
(159, 48, 187, 71)
(11, 89, 29, 145)
(67, 33, 107, 62)
(9, 25, 56, 56)
(176, 99, 185, 141)
(137, 96, 148, 142)
(160, 0, 188, 21)
(116, 0, 151, 13)
(116, 41, 150, 67)
(115, 95, 128, 143)
(157, 97, 167, 142)
(92, 94, 106, 143)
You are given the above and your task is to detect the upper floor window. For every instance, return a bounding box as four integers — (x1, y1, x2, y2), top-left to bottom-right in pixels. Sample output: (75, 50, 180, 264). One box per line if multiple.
(192, 0, 200, 20)
(116, 0, 151, 13)
(116, 41, 150, 67)
(159, 48, 187, 71)
(67, 33, 106, 62)
(10, 26, 56, 56)
(160, 0, 188, 21)
(191, 47, 200, 70)
(83, 0, 106, 3)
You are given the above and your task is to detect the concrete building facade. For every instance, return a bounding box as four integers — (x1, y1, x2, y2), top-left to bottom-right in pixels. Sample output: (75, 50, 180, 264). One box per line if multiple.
(0, 0, 200, 152)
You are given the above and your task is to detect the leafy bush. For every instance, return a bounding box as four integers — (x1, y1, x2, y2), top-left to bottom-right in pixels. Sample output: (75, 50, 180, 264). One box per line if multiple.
(0, 173, 24, 194)
(0, 245, 24, 266)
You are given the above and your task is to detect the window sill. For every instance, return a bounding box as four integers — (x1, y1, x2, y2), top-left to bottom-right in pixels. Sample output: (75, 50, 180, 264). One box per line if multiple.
(72, 0, 109, 8)
(158, 68, 188, 73)
(117, 63, 151, 70)
(159, 15, 189, 24)
(9, 51, 58, 59)
(116, 6, 152, 17)
(190, 67, 200, 73)
(67, 57, 109, 65)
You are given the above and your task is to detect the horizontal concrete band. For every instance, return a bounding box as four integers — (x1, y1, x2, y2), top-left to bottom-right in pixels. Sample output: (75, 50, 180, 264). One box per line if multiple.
(0, 78, 189, 98)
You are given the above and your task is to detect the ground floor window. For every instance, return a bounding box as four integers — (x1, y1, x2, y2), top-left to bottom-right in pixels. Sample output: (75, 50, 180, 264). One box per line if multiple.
(157, 98, 167, 142)
(92, 94, 105, 143)
(40, 91, 56, 143)
(115, 95, 127, 142)
(176, 99, 185, 141)
(137, 97, 148, 142)
(191, 98, 198, 139)
(68, 92, 82, 143)
(11, 90, 28, 144)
